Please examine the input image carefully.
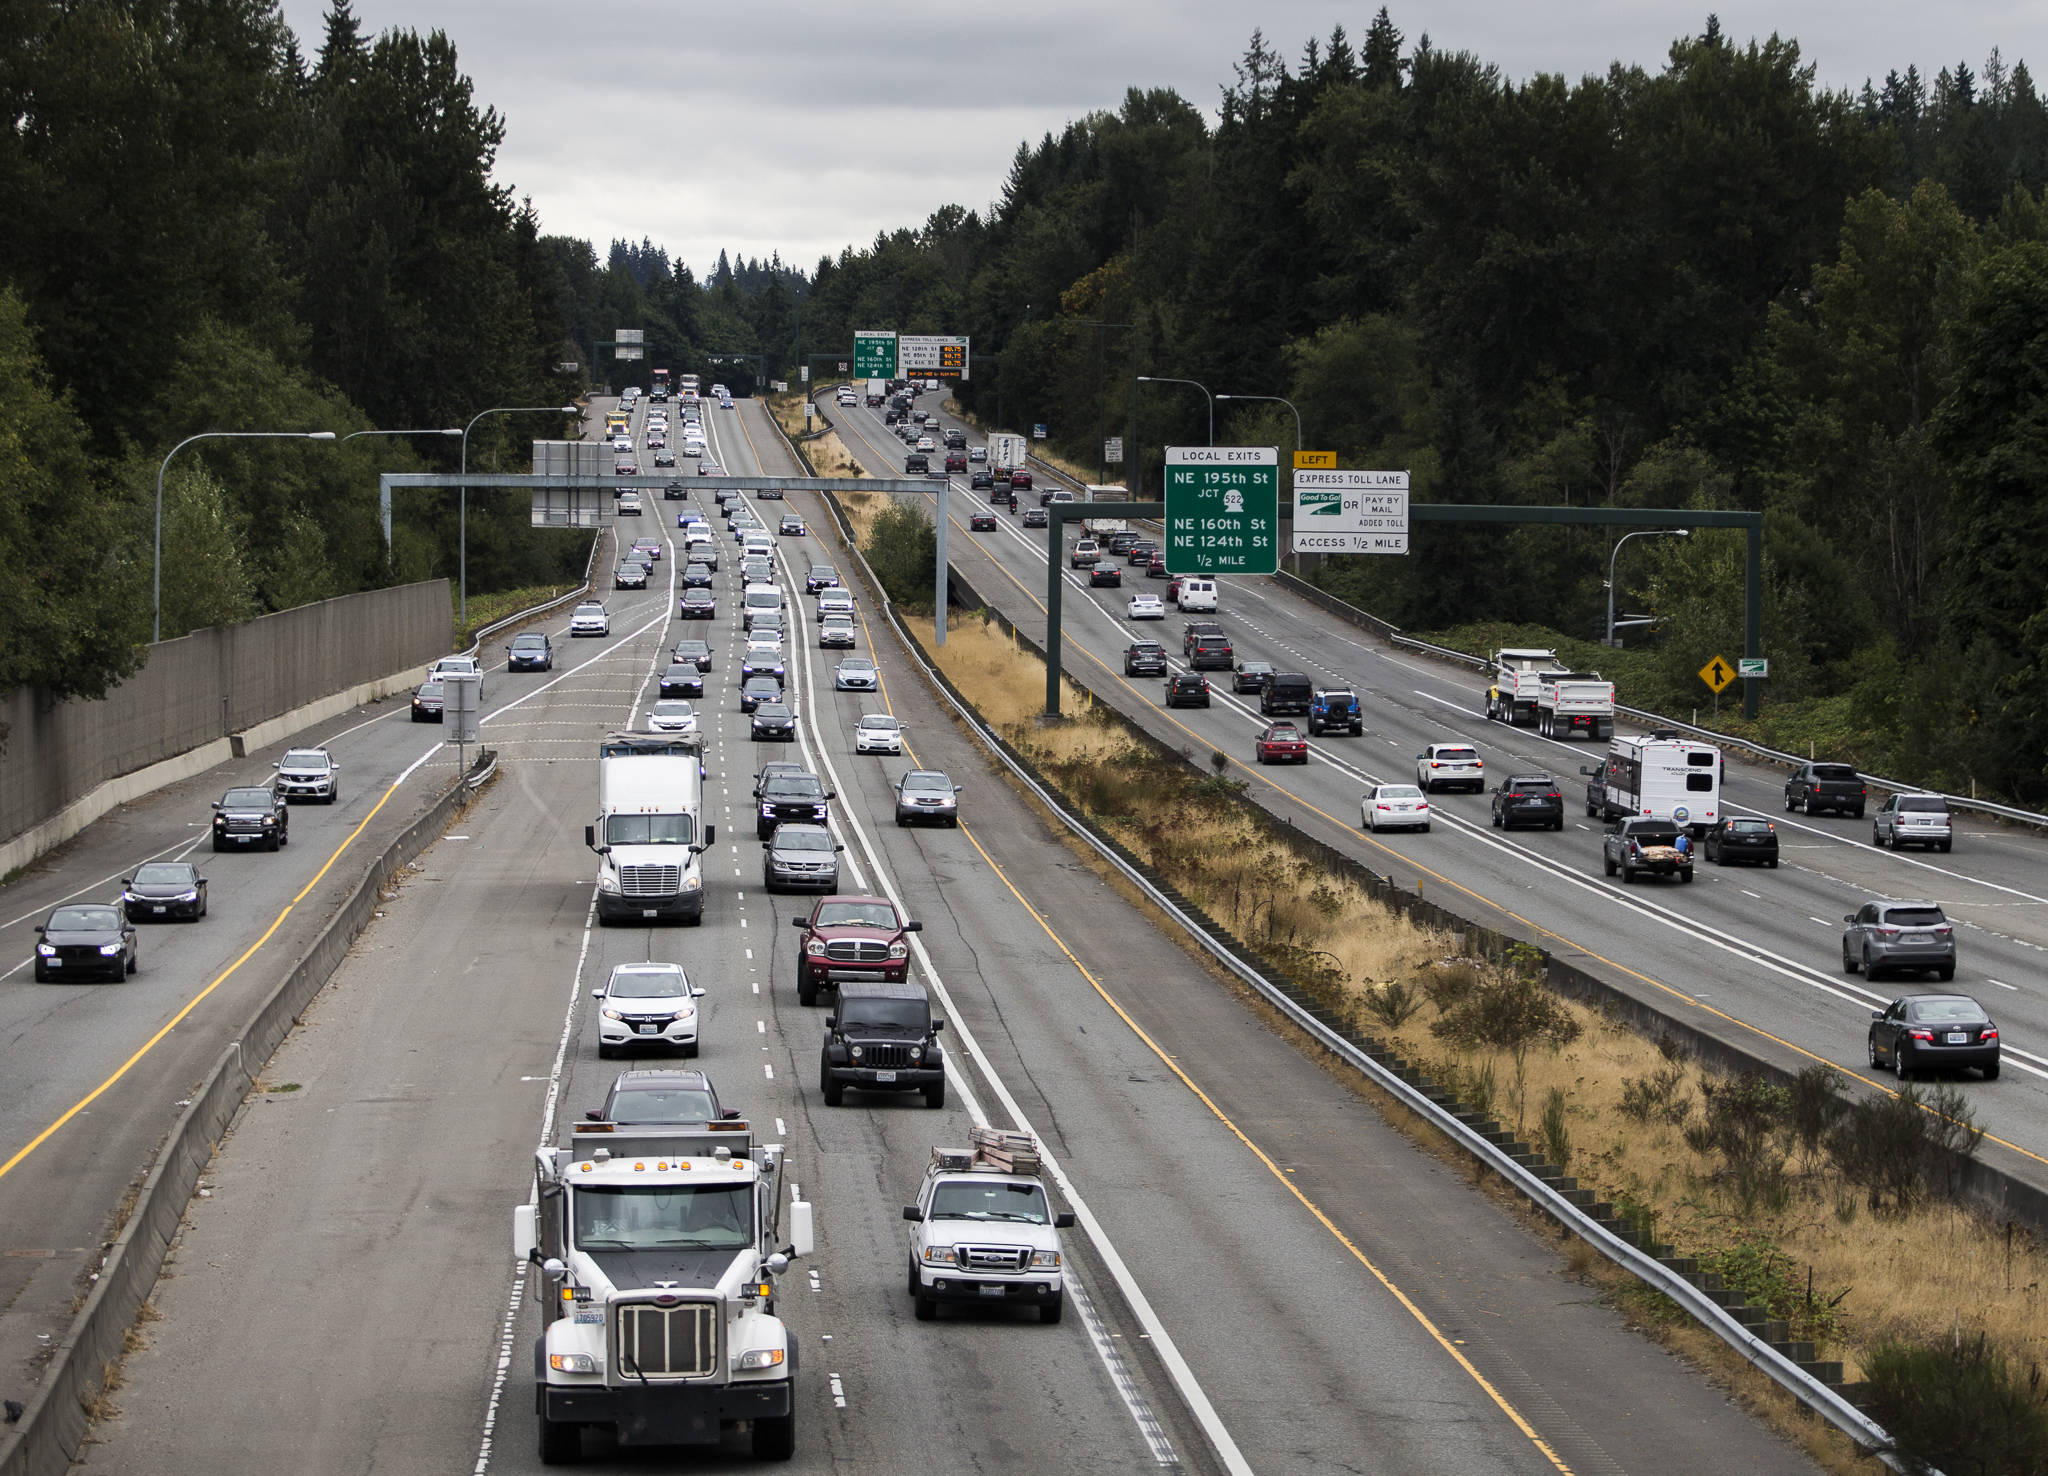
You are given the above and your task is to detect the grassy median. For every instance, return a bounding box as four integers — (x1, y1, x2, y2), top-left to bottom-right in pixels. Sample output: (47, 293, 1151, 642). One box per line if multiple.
(914, 610, 2048, 1470)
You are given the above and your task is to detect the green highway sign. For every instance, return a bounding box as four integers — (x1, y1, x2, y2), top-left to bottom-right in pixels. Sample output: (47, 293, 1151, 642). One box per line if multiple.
(1164, 446, 1279, 575)
(854, 330, 897, 379)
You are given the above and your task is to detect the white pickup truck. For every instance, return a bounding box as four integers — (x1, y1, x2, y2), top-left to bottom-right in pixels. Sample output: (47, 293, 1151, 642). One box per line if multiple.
(903, 1128, 1072, 1324)
(1535, 671, 1614, 740)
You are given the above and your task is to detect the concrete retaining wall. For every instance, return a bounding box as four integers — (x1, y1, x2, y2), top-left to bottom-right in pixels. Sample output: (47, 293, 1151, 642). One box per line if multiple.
(0, 581, 449, 872)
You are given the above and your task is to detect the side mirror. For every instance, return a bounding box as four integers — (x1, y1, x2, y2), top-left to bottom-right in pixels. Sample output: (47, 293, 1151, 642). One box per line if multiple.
(121, 878, 132, 888)
(513, 1204, 538, 1262)
(902, 1205, 924, 1222)
(32, 926, 43, 936)
(722, 1108, 741, 1120)
(789, 1200, 815, 1258)
(1054, 1212, 1076, 1229)
(541, 1257, 567, 1282)
(825, 791, 836, 800)
(211, 802, 222, 811)
(583, 1108, 604, 1121)
(584, 824, 597, 850)
(1580, 766, 1596, 777)
(903, 920, 924, 933)
(835, 844, 845, 853)
(1844, 915, 1857, 924)
(704, 824, 716, 845)
(692, 986, 706, 998)
(590, 988, 605, 1000)
(932, 1019, 945, 1033)
(791, 916, 809, 928)
(765, 1251, 790, 1274)
(1871, 1010, 1885, 1022)
(824, 1016, 837, 1030)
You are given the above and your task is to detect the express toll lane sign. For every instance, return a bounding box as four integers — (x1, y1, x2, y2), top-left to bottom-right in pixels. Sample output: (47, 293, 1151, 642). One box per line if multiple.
(1293, 469, 1410, 554)
(1164, 446, 1278, 575)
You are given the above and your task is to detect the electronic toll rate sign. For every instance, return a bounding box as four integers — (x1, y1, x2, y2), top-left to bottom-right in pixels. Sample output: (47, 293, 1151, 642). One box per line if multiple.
(1163, 446, 1279, 575)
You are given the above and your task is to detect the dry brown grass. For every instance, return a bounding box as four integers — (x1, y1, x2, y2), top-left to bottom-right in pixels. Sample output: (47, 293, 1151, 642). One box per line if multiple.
(767, 395, 866, 481)
(921, 608, 2048, 1411)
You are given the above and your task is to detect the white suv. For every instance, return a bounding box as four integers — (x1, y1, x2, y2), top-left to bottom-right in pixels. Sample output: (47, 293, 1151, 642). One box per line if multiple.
(1416, 742, 1485, 794)
(569, 601, 610, 637)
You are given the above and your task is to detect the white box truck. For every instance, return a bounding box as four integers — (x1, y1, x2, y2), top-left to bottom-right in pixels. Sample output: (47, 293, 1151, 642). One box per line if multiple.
(516, 1119, 813, 1461)
(865, 378, 887, 406)
(1083, 484, 1129, 537)
(987, 432, 1027, 480)
(585, 732, 714, 925)
(1582, 730, 1723, 833)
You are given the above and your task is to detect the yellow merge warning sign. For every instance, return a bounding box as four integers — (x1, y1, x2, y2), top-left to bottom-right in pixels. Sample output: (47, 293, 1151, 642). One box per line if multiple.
(1697, 655, 1737, 694)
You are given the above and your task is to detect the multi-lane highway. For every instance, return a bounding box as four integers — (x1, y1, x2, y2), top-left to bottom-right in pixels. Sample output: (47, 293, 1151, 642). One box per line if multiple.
(819, 392, 2048, 1189)
(57, 392, 1821, 1472)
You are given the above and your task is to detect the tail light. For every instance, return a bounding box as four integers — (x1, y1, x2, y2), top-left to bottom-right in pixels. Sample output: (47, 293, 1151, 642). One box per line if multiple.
(1546, 792, 1561, 801)
(1907, 1029, 1935, 1042)
(1876, 925, 1900, 936)
(1982, 1028, 1999, 1042)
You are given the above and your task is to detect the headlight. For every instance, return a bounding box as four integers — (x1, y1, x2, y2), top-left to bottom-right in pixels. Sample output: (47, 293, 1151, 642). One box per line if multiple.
(806, 939, 825, 956)
(681, 875, 701, 892)
(849, 1045, 863, 1061)
(909, 1046, 923, 1062)
(173, 891, 198, 902)
(261, 815, 276, 826)
(36, 943, 55, 956)
(602, 1008, 623, 1021)
(213, 816, 226, 826)
(598, 872, 620, 893)
(887, 941, 908, 960)
(549, 1353, 597, 1374)
(922, 1245, 952, 1263)
(99, 943, 123, 955)
(735, 1348, 784, 1371)
(1029, 1250, 1062, 1268)
(676, 1001, 695, 1018)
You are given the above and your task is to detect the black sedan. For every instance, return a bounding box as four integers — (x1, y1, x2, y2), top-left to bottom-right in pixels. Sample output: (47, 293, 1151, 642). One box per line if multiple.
(671, 639, 713, 672)
(122, 862, 208, 921)
(33, 904, 137, 981)
(678, 589, 717, 619)
(1022, 508, 1048, 528)
(1868, 994, 2000, 1081)
(1089, 564, 1122, 587)
(969, 513, 998, 531)
(681, 563, 715, 589)
(1705, 816, 1780, 867)
(751, 701, 797, 741)
(658, 663, 704, 699)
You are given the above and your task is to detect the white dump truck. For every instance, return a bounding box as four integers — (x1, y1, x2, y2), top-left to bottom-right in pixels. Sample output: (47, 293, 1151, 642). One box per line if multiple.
(902, 1127, 1073, 1325)
(515, 1118, 814, 1463)
(1535, 671, 1615, 740)
(1484, 648, 1563, 726)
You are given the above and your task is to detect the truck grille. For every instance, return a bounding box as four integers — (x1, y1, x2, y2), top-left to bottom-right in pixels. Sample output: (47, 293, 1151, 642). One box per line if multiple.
(619, 865, 683, 897)
(859, 1042, 914, 1068)
(614, 1299, 717, 1381)
(954, 1244, 1030, 1272)
(824, 940, 889, 964)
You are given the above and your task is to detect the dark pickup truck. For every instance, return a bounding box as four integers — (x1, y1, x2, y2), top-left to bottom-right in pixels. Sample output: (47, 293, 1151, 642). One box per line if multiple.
(1601, 819, 1694, 884)
(1784, 761, 1866, 817)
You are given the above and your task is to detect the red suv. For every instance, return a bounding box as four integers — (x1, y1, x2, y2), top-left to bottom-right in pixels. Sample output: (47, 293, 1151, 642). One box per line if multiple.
(791, 895, 924, 1006)
(1010, 471, 1033, 490)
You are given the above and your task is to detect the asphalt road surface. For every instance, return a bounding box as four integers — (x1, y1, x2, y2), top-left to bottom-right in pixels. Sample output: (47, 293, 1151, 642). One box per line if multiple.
(75, 395, 1815, 1474)
(822, 391, 2048, 1194)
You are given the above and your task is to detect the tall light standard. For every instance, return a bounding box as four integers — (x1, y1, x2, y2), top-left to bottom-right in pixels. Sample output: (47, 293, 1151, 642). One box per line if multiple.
(1136, 375, 1212, 446)
(1606, 529, 1689, 646)
(155, 430, 337, 642)
(341, 427, 462, 446)
(460, 406, 578, 622)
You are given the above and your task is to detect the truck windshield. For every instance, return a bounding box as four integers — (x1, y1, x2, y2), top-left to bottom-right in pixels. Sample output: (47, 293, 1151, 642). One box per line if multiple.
(606, 814, 696, 845)
(574, 1184, 751, 1250)
(930, 1181, 1051, 1224)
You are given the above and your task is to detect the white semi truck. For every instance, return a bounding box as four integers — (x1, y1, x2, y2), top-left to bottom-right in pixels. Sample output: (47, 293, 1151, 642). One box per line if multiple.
(515, 1118, 814, 1463)
(1535, 671, 1616, 740)
(1484, 648, 1564, 726)
(903, 1127, 1072, 1324)
(1582, 730, 1723, 833)
(586, 732, 714, 925)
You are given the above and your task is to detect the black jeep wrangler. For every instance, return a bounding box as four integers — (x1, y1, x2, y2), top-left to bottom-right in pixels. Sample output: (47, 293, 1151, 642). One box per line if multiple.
(820, 981, 946, 1108)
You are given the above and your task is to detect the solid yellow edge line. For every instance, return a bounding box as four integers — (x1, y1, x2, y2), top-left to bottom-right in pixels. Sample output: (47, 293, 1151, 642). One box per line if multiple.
(0, 766, 415, 1184)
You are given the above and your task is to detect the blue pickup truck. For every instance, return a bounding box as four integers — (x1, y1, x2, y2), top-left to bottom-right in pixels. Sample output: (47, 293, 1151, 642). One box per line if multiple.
(1308, 687, 1364, 736)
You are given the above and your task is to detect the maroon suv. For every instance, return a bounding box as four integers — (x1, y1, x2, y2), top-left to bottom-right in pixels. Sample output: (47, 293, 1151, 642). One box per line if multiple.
(791, 895, 924, 1006)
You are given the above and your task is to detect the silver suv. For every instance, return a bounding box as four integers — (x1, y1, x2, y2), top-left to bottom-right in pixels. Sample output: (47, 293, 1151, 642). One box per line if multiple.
(1843, 900, 1956, 981)
(1873, 793, 1952, 853)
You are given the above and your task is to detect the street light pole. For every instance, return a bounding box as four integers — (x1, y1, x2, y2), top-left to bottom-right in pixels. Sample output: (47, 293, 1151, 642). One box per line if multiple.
(155, 430, 337, 642)
(459, 406, 578, 623)
(1606, 529, 1690, 646)
(341, 428, 463, 445)
(1136, 376, 1212, 446)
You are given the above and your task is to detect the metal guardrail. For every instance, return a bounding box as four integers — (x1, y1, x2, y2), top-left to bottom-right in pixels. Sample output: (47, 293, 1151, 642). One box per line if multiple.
(807, 479, 1906, 1467)
(458, 527, 602, 658)
(1278, 573, 2048, 832)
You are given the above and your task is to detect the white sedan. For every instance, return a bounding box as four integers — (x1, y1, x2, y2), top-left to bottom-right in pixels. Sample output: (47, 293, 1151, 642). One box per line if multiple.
(646, 700, 698, 735)
(853, 713, 902, 754)
(1362, 784, 1431, 833)
(1126, 594, 1165, 620)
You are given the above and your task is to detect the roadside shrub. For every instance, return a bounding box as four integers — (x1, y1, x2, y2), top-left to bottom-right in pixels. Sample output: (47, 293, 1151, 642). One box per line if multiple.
(1788, 1063, 1847, 1167)
(1540, 1086, 1572, 1169)
(1700, 1234, 1846, 1347)
(1684, 1073, 1793, 1213)
(1431, 974, 1583, 1129)
(1420, 961, 1480, 1013)
(864, 501, 936, 607)
(1826, 1083, 1985, 1213)
(1618, 1064, 1692, 1125)
(1362, 979, 1423, 1030)
(1862, 1335, 2048, 1476)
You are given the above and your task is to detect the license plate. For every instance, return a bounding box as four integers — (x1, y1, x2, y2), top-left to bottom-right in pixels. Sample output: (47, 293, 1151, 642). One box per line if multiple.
(153, 906, 167, 914)
(639, 1024, 659, 1036)
(978, 1284, 1006, 1298)
(874, 1070, 897, 1083)
(1904, 934, 1929, 944)
(46, 959, 60, 967)
(236, 836, 253, 843)
(1947, 1032, 1969, 1045)
(643, 910, 657, 918)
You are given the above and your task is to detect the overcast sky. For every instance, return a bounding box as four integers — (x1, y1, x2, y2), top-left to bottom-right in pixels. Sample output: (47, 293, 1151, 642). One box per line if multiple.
(279, 1, 2045, 278)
